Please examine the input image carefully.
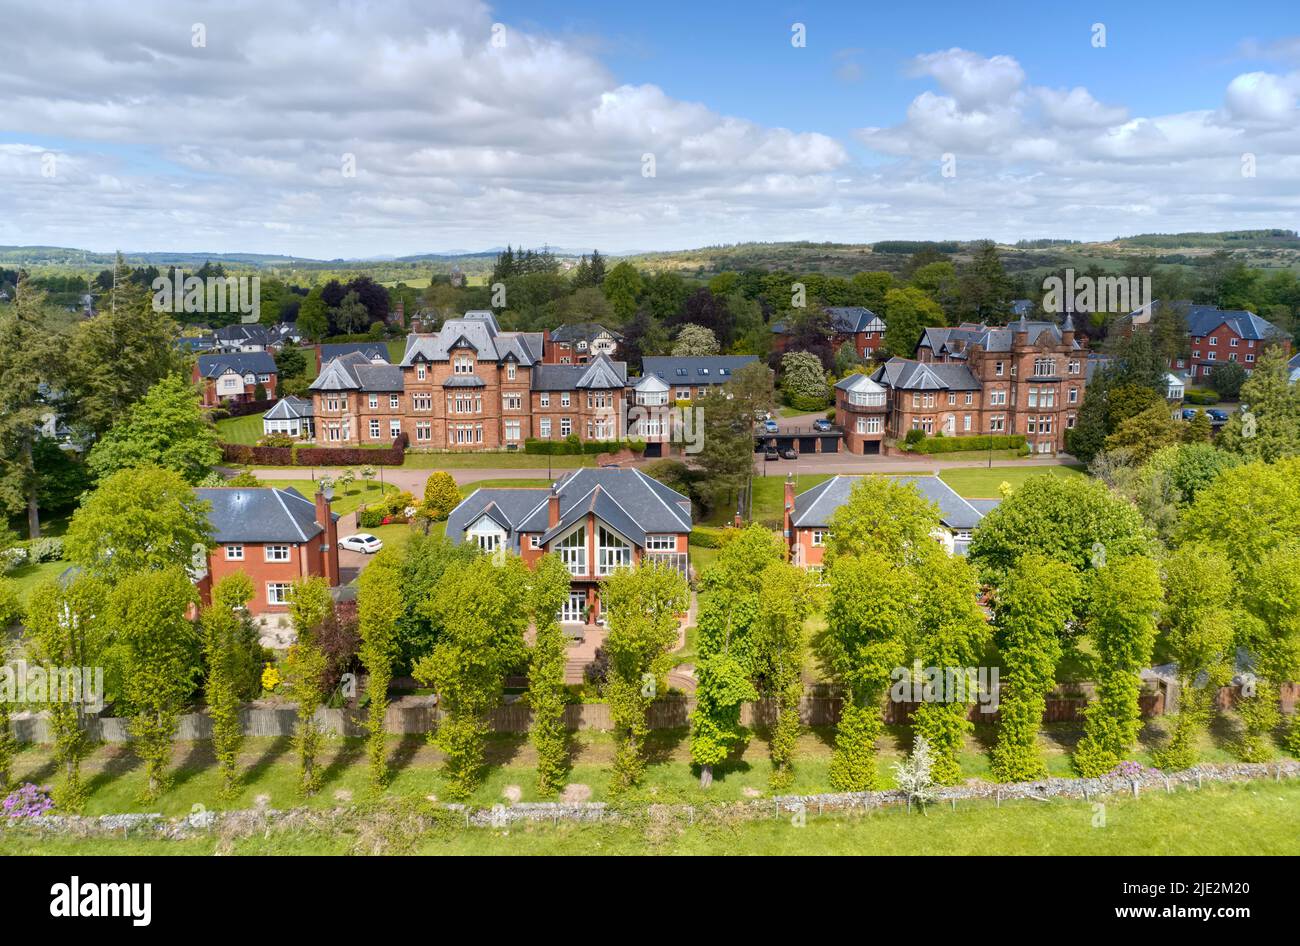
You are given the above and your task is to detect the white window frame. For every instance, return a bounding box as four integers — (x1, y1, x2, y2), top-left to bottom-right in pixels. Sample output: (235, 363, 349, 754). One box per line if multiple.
(265, 545, 291, 563)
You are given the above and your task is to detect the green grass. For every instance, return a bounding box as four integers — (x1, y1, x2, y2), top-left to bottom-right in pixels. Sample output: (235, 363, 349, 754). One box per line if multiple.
(3, 730, 1293, 855)
(459, 478, 551, 496)
(213, 411, 268, 445)
(259, 478, 395, 514)
(7, 559, 68, 606)
(937, 463, 1086, 498)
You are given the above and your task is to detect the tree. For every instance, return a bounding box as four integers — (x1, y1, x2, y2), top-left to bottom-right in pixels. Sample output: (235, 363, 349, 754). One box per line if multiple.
(391, 534, 478, 674)
(87, 375, 220, 484)
(600, 560, 690, 790)
(619, 307, 667, 372)
(527, 554, 572, 795)
(1153, 544, 1236, 771)
(646, 271, 690, 324)
(825, 476, 946, 567)
(0, 273, 59, 537)
(296, 288, 329, 342)
(1143, 442, 1238, 507)
(967, 474, 1151, 593)
(1235, 547, 1300, 760)
(752, 560, 817, 789)
(1072, 556, 1164, 776)
(1210, 361, 1247, 400)
(989, 554, 1082, 781)
(109, 568, 201, 800)
(602, 262, 644, 322)
(203, 574, 256, 797)
(22, 574, 109, 810)
(882, 286, 946, 357)
(34, 436, 91, 515)
(331, 290, 370, 335)
(957, 240, 1015, 323)
(1103, 404, 1185, 463)
(419, 471, 460, 521)
(274, 342, 307, 380)
(282, 579, 332, 795)
(780, 350, 829, 410)
(910, 553, 990, 784)
(1218, 346, 1299, 462)
(693, 387, 755, 517)
(357, 547, 403, 793)
(65, 466, 212, 582)
(816, 553, 913, 790)
(413, 556, 530, 797)
(671, 323, 720, 357)
(690, 526, 784, 787)
(64, 253, 185, 438)
(1177, 457, 1300, 578)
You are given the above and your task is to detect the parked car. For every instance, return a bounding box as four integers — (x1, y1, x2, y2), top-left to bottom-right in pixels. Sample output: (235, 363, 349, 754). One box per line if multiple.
(763, 448, 780, 461)
(339, 533, 383, 554)
(779, 447, 798, 459)
(1181, 408, 1200, 421)
(762, 418, 779, 434)
(1206, 409, 1230, 423)
(813, 418, 833, 432)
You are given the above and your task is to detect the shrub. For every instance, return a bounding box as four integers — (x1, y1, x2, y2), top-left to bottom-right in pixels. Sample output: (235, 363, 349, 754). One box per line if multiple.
(903, 428, 926, 447)
(357, 508, 387, 528)
(2, 783, 54, 819)
(27, 537, 63, 563)
(420, 472, 460, 521)
(691, 526, 725, 548)
(1184, 388, 1218, 406)
(258, 433, 295, 448)
(910, 434, 1027, 455)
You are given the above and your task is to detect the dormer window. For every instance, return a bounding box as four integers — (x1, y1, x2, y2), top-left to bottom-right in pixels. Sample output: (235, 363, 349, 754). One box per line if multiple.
(416, 363, 427, 381)
(507, 362, 516, 381)
(454, 354, 474, 374)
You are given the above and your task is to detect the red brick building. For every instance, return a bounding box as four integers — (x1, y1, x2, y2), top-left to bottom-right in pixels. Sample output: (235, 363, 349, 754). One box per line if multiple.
(195, 486, 340, 613)
(772, 306, 886, 358)
(309, 312, 628, 450)
(834, 373, 889, 455)
(543, 323, 622, 364)
(1120, 301, 1292, 381)
(868, 315, 1087, 455)
(194, 352, 278, 407)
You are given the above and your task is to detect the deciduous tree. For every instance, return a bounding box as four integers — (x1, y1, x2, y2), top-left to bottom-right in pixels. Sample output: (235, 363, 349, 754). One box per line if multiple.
(526, 554, 573, 795)
(87, 374, 220, 484)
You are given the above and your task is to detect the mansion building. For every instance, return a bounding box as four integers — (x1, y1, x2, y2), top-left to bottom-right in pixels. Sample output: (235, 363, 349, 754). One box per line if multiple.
(836, 315, 1088, 456)
(307, 311, 627, 449)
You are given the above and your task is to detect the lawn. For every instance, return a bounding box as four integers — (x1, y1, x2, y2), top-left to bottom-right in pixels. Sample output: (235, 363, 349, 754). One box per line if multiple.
(259, 478, 395, 514)
(2, 720, 1290, 855)
(3, 780, 1291, 855)
(7, 559, 68, 607)
(401, 452, 598, 470)
(937, 463, 1086, 498)
(459, 478, 551, 496)
(214, 411, 267, 445)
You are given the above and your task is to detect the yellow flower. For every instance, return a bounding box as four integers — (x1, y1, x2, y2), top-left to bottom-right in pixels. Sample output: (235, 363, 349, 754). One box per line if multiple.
(261, 664, 281, 692)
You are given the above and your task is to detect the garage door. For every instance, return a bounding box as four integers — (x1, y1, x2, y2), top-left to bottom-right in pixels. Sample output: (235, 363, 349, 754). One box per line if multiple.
(644, 441, 663, 458)
(820, 436, 839, 454)
(798, 436, 818, 454)
(861, 439, 880, 455)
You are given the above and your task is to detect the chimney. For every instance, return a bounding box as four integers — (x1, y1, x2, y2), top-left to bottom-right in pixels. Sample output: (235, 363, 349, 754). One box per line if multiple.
(394, 299, 405, 328)
(733, 508, 743, 528)
(316, 487, 339, 586)
(548, 483, 560, 528)
(784, 475, 796, 513)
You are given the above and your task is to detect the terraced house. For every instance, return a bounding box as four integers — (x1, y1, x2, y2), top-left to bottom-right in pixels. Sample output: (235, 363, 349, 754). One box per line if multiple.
(1120, 301, 1292, 380)
(864, 314, 1087, 455)
(308, 311, 627, 449)
(446, 468, 692, 625)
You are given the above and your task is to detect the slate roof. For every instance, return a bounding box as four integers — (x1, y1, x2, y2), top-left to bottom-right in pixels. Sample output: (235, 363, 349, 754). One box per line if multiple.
(641, 355, 757, 386)
(532, 354, 628, 391)
(447, 468, 692, 553)
(1010, 299, 1035, 317)
(263, 395, 314, 420)
(309, 351, 404, 392)
(214, 324, 271, 345)
(773, 306, 885, 335)
(319, 342, 390, 364)
(790, 475, 987, 531)
(834, 373, 886, 394)
(916, 319, 1079, 359)
(871, 357, 981, 391)
(400, 311, 543, 366)
(196, 352, 277, 378)
(549, 322, 623, 344)
(196, 486, 338, 544)
(178, 335, 217, 353)
(1122, 300, 1289, 344)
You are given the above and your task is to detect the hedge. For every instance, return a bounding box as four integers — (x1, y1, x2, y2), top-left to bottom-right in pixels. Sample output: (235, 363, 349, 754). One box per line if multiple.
(220, 436, 405, 467)
(908, 433, 1028, 455)
(524, 438, 644, 456)
(1184, 389, 1217, 405)
(221, 398, 278, 419)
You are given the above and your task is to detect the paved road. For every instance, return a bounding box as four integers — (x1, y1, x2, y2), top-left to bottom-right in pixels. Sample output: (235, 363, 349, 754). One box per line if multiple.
(244, 452, 1078, 492)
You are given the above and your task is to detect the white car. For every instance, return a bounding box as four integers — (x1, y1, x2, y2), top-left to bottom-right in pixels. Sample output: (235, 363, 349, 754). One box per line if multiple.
(339, 533, 383, 554)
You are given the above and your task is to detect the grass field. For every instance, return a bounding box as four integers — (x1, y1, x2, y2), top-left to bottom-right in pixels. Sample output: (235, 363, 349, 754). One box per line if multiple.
(937, 463, 1086, 498)
(7, 559, 68, 606)
(259, 478, 395, 514)
(3, 780, 1292, 855)
(401, 452, 598, 470)
(214, 411, 266, 445)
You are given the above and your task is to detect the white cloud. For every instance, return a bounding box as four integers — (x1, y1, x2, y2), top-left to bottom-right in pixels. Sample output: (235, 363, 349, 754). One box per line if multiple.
(910, 48, 1025, 109)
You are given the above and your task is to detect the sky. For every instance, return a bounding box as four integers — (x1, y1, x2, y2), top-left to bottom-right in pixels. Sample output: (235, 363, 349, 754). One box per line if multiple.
(2, 0, 1299, 258)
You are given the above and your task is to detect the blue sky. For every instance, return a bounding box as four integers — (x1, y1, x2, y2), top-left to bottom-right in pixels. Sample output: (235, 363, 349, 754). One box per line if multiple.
(2, 0, 1299, 256)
